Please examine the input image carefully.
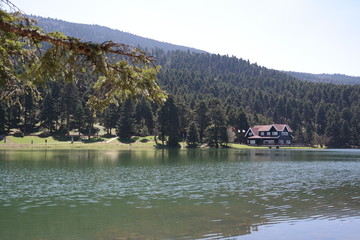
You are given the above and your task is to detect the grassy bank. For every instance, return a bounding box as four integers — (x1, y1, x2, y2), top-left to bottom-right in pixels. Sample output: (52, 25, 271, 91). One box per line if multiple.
(0, 135, 316, 150)
(0, 135, 157, 150)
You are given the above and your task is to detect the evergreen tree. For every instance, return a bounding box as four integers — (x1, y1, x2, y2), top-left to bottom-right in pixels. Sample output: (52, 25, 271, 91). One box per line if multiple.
(205, 99, 228, 148)
(59, 82, 81, 136)
(176, 100, 190, 139)
(235, 108, 250, 143)
(165, 97, 181, 147)
(340, 120, 351, 147)
(0, 102, 7, 134)
(315, 102, 327, 135)
(79, 105, 98, 139)
(72, 104, 85, 135)
(117, 98, 135, 140)
(303, 124, 314, 145)
(7, 105, 21, 131)
(40, 92, 58, 133)
(156, 96, 180, 147)
(291, 109, 301, 132)
(156, 104, 167, 146)
(102, 103, 119, 135)
(325, 110, 342, 147)
(186, 122, 200, 148)
(135, 99, 154, 135)
(194, 101, 209, 143)
(23, 91, 37, 133)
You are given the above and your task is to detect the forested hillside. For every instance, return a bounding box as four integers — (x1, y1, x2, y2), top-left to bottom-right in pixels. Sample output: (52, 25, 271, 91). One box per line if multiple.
(33, 16, 205, 53)
(152, 49, 360, 147)
(1, 17, 359, 148)
(286, 71, 360, 85)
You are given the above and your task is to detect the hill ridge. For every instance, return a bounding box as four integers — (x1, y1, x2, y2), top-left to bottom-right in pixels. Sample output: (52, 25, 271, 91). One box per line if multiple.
(32, 15, 206, 54)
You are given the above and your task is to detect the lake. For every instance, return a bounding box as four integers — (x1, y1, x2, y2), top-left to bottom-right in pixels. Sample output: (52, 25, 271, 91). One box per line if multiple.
(1, 148, 360, 240)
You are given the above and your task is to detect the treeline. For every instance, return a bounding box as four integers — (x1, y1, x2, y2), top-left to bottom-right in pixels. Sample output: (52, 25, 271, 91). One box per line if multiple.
(0, 74, 247, 148)
(286, 72, 360, 85)
(1, 50, 359, 148)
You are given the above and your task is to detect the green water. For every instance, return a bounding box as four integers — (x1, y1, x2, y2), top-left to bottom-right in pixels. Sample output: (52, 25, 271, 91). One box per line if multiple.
(1, 149, 360, 240)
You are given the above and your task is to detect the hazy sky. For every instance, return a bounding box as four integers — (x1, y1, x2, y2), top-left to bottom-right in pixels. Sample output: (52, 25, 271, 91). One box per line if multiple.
(9, 0, 360, 76)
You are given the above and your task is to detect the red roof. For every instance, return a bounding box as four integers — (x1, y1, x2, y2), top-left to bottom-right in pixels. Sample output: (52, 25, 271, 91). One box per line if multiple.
(245, 124, 293, 138)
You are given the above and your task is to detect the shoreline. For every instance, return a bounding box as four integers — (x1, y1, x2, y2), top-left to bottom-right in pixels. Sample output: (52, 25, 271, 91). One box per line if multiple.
(0, 135, 317, 150)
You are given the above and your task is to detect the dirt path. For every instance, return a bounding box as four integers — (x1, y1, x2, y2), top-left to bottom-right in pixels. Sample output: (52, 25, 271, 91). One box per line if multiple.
(106, 136, 119, 143)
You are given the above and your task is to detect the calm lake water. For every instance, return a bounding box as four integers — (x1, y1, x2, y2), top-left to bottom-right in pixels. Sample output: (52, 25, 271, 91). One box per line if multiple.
(1, 149, 360, 240)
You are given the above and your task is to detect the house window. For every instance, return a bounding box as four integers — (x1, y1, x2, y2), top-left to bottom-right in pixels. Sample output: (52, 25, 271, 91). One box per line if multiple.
(260, 132, 264, 136)
(249, 132, 253, 136)
(279, 140, 284, 144)
(282, 132, 289, 136)
(286, 140, 291, 144)
(272, 132, 278, 136)
(266, 132, 271, 136)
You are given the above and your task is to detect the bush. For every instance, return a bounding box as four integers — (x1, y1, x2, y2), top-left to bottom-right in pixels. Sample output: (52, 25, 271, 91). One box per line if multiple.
(82, 136, 104, 143)
(13, 131, 24, 137)
(39, 130, 51, 138)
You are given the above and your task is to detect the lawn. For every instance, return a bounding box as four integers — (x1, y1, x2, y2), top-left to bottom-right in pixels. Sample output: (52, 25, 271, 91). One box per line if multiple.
(0, 135, 159, 150)
(0, 135, 315, 150)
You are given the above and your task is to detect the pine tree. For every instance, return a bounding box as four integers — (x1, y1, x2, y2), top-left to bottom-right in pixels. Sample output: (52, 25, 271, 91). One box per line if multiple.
(79, 105, 98, 139)
(156, 104, 167, 146)
(205, 99, 228, 148)
(315, 102, 327, 135)
(59, 82, 81, 136)
(194, 101, 209, 143)
(102, 103, 119, 135)
(135, 99, 154, 135)
(156, 96, 180, 147)
(186, 122, 200, 148)
(117, 98, 135, 140)
(235, 108, 250, 143)
(325, 110, 342, 147)
(165, 97, 180, 147)
(0, 102, 7, 134)
(23, 92, 37, 133)
(40, 92, 58, 133)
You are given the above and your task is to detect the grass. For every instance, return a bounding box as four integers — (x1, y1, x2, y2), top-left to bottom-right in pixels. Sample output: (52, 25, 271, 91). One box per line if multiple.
(0, 135, 316, 150)
(228, 143, 267, 149)
(228, 143, 314, 149)
(0, 135, 159, 150)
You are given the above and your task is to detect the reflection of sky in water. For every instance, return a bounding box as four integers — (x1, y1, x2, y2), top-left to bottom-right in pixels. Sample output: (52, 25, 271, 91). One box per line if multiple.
(1, 149, 360, 239)
(238, 218, 360, 240)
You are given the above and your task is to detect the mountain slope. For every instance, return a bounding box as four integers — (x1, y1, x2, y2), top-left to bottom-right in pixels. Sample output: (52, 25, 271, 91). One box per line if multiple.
(285, 71, 360, 85)
(33, 16, 206, 53)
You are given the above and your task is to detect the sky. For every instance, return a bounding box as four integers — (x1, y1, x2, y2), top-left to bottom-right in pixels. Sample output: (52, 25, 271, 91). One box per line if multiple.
(8, 0, 360, 76)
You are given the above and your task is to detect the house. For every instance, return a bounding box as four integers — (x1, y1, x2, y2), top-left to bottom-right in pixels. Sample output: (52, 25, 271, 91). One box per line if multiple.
(245, 124, 293, 145)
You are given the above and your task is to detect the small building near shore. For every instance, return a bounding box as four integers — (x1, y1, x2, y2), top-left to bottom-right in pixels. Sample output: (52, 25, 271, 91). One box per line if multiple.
(245, 124, 293, 145)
